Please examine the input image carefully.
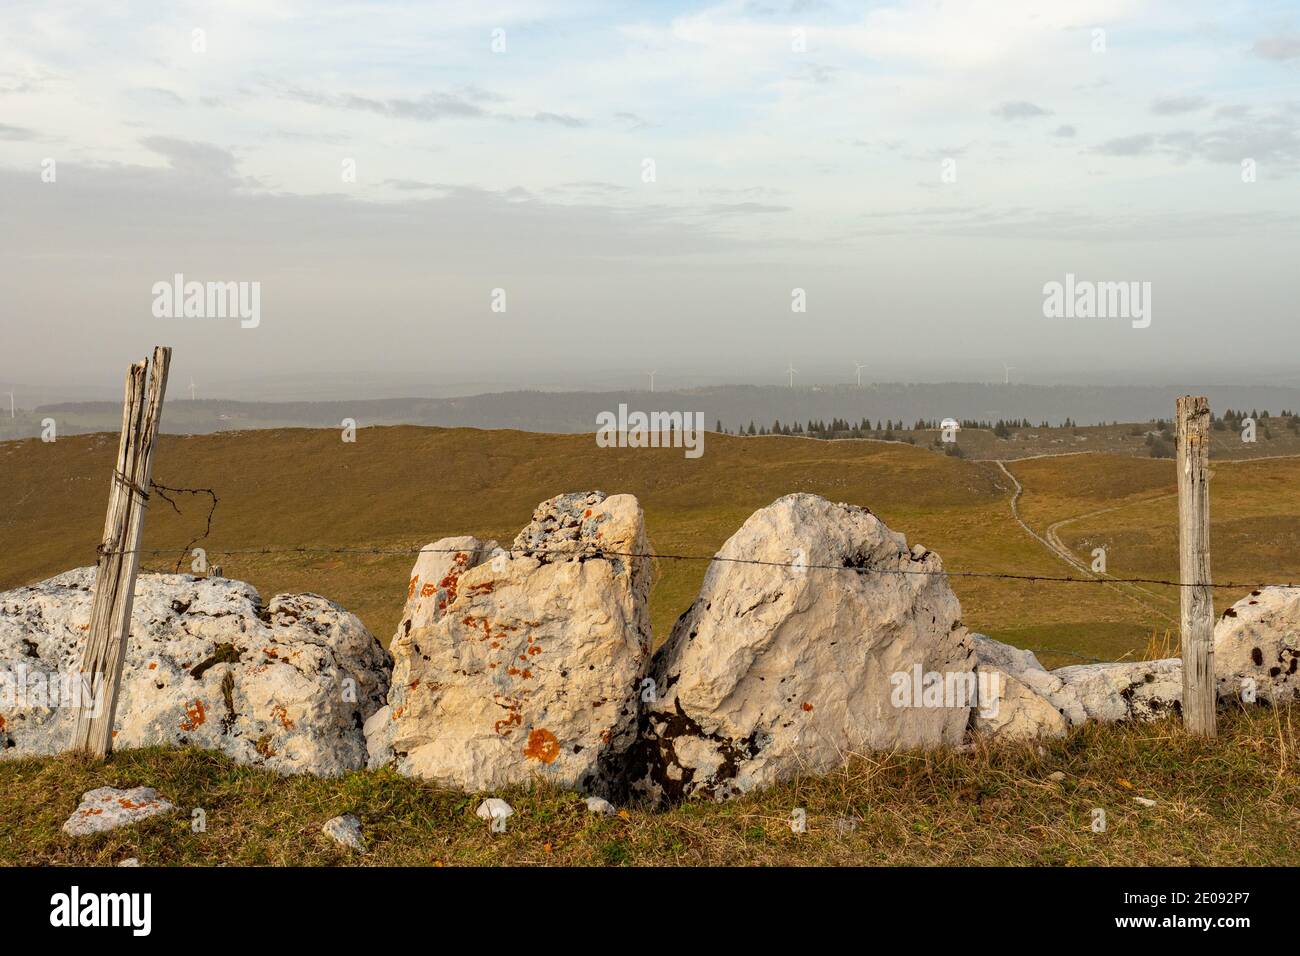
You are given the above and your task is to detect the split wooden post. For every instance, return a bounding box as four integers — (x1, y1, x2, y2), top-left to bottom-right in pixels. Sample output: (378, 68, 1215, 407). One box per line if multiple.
(1176, 394, 1216, 737)
(72, 347, 171, 757)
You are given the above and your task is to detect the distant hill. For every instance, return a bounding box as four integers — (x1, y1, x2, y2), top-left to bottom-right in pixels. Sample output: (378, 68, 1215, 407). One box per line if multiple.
(2, 382, 1298, 439)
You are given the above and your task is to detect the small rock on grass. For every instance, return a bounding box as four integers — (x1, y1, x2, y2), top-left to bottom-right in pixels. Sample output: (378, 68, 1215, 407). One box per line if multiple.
(1048, 771, 1066, 783)
(118, 858, 141, 867)
(1133, 796, 1157, 808)
(477, 798, 514, 828)
(322, 814, 366, 851)
(62, 787, 175, 837)
(584, 796, 616, 815)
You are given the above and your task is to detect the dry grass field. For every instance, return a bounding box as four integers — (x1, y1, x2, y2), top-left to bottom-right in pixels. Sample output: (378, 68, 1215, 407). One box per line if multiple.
(3, 426, 1299, 669)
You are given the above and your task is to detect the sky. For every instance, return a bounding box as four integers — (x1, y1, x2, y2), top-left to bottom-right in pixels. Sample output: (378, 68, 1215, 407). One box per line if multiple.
(1, 0, 1299, 399)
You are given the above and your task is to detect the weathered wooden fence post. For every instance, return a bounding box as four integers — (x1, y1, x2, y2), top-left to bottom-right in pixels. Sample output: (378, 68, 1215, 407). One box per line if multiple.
(1176, 394, 1216, 737)
(72, 346, 171, 757)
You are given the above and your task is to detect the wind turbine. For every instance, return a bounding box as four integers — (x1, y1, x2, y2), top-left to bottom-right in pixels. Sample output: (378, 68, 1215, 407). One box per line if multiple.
(1002, 364, 1015, 385)
(646, 370, 656, 393)
(189, 377, 197, 401)
(785, 363, 798, 388)
(854, 362, 866, 387)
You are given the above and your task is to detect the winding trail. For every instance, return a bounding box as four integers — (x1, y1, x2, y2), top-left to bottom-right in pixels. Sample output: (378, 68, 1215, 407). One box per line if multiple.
(995, 460, 1179, 626)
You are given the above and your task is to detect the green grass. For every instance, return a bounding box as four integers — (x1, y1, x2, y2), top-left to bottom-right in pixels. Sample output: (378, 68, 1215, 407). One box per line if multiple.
(4, 706, 1297, 866)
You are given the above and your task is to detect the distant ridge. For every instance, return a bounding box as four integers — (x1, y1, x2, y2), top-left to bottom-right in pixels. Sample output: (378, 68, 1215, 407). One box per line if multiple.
(4, 382, 1299, 438)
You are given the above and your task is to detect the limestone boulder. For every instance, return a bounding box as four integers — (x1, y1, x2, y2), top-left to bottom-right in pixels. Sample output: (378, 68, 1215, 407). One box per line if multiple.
(365, 535, 499, 769)
(627, 493, 974, 802)
(1214, 587, 1300, 704)
(969, 633, 1074, 741)
(370, 491, 653, 792)
(0, 568, 390, 775)
(1051, 658, 1183, 723)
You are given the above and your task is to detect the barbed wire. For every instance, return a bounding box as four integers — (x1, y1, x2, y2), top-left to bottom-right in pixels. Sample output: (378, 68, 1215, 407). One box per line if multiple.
(147, 479, 219, 573)
(114, 542, 1300, 591)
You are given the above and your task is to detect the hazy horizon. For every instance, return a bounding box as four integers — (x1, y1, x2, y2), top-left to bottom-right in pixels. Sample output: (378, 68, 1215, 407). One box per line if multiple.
(2, 1, 1298, 396)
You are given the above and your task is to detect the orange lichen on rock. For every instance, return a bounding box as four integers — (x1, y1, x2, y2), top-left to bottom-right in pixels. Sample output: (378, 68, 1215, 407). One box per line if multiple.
(271, 704, 295, 729)
(408, 575, 419, 599)
(435, 552, 472, 611)
(180, 698, 206, 731)
(494, 709, 522, 735)
(420, 583, 437, 597)
(801, 702, 814, 712)
(523, 727, 561, 764)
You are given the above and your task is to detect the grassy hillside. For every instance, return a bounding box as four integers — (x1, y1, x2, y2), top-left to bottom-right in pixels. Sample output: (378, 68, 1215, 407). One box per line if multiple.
(3, 707, 1296, 865)
(2, 427, 1299, 667)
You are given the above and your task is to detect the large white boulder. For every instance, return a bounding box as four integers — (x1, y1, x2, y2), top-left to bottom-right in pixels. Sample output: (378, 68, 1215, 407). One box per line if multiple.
(0, 569, 390, 775)
(627, 493, 974, 802)
(369, 491, 654, 792)
(1214, 587, 1300, 704)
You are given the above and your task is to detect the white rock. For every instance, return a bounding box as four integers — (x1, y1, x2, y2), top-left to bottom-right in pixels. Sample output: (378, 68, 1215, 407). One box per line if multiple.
(969, 588, 1300, 737)
(629, 493, 974, 802)
(62, 787, 174, 837)
(968, 634, 1075, 741)
(117, 858, 141, 866)
(476, 798, 514, 823)
(976, 669, 1071, 741)
(1052, 658, 1183, 723)
(1214, 587, 1300, 704)
(0, 569, 391, 776)
(1133, 796, 1157, 807)
(374, 492, 653, 792)
(322, 813, 365, 850)
(365, 536, 498, 770)
(584, 795, 616, 815)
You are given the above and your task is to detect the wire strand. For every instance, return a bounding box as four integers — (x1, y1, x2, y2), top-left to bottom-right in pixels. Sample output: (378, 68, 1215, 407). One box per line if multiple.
(110, 542, 1299, 591)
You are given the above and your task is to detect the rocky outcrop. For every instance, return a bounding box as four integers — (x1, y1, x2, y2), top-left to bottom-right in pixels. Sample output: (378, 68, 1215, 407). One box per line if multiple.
(626, 493, 974, 803)
(0, 569, 390, 775)
(1214, 587, 1300, 704)
(369, 491, 654, 792)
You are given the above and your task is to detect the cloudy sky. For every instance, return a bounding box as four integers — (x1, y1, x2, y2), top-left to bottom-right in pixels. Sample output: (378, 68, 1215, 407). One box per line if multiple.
(2, 0, 1298, 398)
